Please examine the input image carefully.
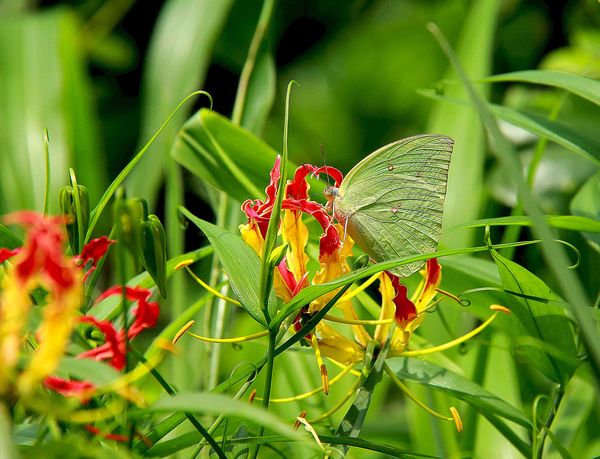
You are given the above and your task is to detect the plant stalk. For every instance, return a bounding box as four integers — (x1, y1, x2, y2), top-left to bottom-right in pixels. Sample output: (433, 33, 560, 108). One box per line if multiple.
(249, 331, 276, 459)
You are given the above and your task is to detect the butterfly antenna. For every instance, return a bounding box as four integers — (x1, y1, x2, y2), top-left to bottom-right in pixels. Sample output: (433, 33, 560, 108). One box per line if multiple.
(321, 144, 332, 187)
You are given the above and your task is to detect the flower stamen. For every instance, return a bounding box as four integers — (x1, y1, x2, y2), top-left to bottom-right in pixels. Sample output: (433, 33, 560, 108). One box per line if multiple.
(264, 363, 356, 403)
(177, 263, 241, 307)
(385, 364, 462, 432)
(323, 314, 393, 326)
(401, 307, 505, 357)
(310, 333, 329, 395)
(187, 329, 269, 344)
(338, 273, 380, 303)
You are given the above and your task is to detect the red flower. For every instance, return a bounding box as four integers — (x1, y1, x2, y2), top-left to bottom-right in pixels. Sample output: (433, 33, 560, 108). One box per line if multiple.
(44, 286, 160, 396)
(75, 236, 116, 280)
(241, 159, 344, 258)
(3, 211, 76, 292)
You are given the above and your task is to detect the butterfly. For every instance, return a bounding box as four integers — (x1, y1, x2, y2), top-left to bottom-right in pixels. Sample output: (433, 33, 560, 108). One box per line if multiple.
(324, 134, 454, 277)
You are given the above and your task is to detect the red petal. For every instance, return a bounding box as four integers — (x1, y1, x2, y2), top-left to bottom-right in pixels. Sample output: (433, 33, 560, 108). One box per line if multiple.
(94, 286, 160, 339)
(277, 259, 296, 296)
(4, 211, 76, 291)
(84, 425, 129, 442)
(286, 164, 344, 201)
(387, 272, 417, 327)
(76, 236, 116, 279)
(79, 316, 126, 371)
(0, 247, 20, 263)
(44, 376, 95, 398)
(425, 258, 441, 287)
(312, 165, 343, 187)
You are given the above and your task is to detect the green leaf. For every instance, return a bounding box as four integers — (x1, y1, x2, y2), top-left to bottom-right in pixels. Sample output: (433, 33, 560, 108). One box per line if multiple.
(420, 90, 600, 166)
(427, 0, 500, 249)
(571, 171, 600, 251)
(139, 393, 313, 448)
(336, 340, 388, 453)
(484, 70, 600, 107)
(240, 50, 276, 134)
(55, 357, 121, 386)
(179, 207, 265, 325)
(0, 224, 21, 249)
(450, 215, 600, 233)
(429, 24, 600, 386)
(127, 0, 234, 204)
(487, 103, 600, 165)
(273, 241, 540, 326)
(218, 434, 443, 459)
(172, 108, 276, 202)
(490, 248, 579, 383)
(0, 8, 105, 214)
(385, 358, 531, 428)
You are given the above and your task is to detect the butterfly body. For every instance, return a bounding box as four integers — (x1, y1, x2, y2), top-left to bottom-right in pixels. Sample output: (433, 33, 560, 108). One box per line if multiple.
(324, 134, 454, 277)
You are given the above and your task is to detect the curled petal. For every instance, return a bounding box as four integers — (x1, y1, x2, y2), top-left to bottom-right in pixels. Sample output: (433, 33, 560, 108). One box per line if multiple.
(239, 221, 264, 256)
(414, 259, 442, 312)
(44, 376, 95, 399)
(95, 286, 160, 339)
(387, 272, 417, 328)
(288, 164, 343, 195)
(4, 211, 76, 291)
(79, 316, 126, 371)
(0, 248, 20, 263)
(282, 199, 341, 256)
(75, 236, 116, 280)
(281, 210, 309, 283)
(240, 156, 281, 238)
(286, 165, 314, 200)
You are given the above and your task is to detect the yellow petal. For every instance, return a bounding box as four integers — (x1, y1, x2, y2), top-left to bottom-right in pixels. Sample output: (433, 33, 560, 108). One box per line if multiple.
(315, 322, 363, 366)
(18, 273, 83, 395)
(281, 210, 309, 283)
(239, 221, 264, 256)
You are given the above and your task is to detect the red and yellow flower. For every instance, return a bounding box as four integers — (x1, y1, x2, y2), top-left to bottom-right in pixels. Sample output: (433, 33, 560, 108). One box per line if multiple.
(236, 158, 508, 430)
(0, 211, 159, 401)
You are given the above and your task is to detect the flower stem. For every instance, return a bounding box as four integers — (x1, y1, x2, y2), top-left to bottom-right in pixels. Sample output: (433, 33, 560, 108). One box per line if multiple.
(534, 384, 564, 459)
(249, 331, 276, 459)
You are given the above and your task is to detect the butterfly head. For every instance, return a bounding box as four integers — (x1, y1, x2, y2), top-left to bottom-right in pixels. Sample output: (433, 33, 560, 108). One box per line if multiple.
(323, 186, 339, 202)
(323, 186, 339, 214)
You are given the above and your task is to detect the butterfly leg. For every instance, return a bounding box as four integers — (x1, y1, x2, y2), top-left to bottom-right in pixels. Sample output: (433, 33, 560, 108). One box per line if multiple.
(339, 215, 349, 254)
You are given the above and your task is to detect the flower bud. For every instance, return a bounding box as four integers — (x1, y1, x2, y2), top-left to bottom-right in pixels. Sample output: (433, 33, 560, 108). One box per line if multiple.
(139, 214, 168, 298)
(59, 184, 89, 253)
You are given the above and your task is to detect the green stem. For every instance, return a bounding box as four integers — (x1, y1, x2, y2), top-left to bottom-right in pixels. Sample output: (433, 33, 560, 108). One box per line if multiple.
(130, 348, 226, 459)
(206, 195, 230, 390)
(83, 0, 135, 49)
(68, 169, 85, 254)
(534, 385, 564, 459)
(249, 332, 276, 459)
(231, 0, 275, 125)
(193, 357, 268, 458)
(459, 330, 491, 452)
(42, 128, 50, 216)
(114, 199, 136, 448)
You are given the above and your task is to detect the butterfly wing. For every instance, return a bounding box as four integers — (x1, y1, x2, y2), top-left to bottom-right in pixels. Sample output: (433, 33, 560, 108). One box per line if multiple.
(335, 135, 453, 277)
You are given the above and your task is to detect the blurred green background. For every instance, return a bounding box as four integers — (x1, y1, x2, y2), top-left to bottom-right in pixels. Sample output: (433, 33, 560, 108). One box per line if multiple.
(2, 0, 599, 216)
